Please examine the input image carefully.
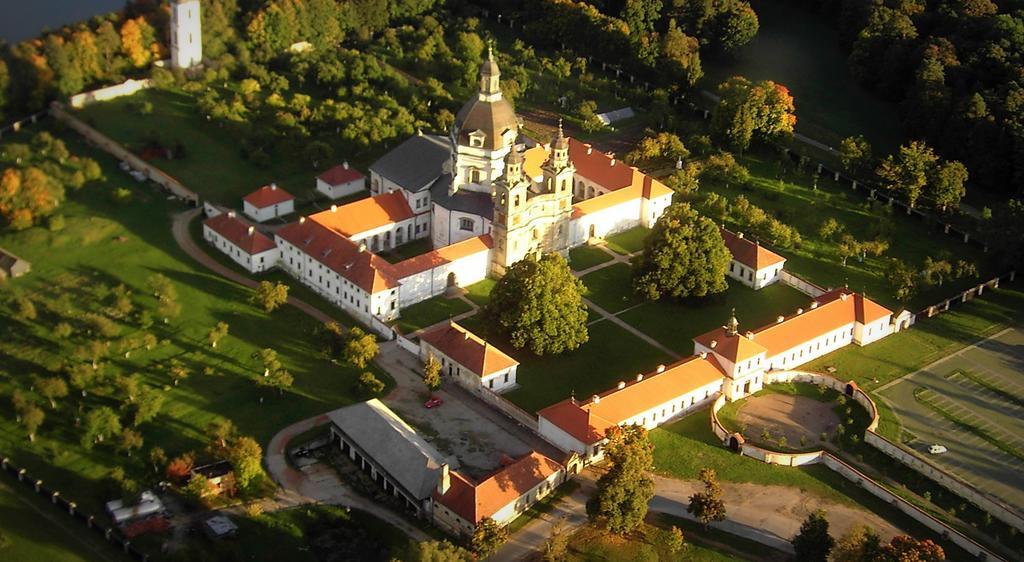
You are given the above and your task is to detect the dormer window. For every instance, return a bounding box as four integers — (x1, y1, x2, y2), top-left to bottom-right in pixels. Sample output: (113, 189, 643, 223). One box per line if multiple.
(469, 131, 485, 148)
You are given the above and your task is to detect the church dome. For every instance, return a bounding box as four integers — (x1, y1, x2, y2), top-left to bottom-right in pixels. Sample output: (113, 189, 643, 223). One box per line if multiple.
(454, 97, 518, 151)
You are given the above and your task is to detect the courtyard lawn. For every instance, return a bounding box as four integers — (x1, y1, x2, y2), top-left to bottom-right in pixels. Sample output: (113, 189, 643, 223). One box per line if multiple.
(393, 295, 474, 334)
(700, 0, 902, 152)
(464, 278, 496, 307)
(567, 522, 746, 562)
(619, 280, 810, 354)
(505, 320, 673, 412)
(0, 479, 123, 562)
(694, 148, 995, 311)
(0, 130, 392, 516)
(604, 226, 650, 255)
(580, 262, 644, 313)
(75, 88, 327, 204)
(377, 238, 433, 264)
(569, 245, 613, 271)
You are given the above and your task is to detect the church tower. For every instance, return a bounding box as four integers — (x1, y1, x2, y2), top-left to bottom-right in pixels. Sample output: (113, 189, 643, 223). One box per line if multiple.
(170, 0, 203, 70)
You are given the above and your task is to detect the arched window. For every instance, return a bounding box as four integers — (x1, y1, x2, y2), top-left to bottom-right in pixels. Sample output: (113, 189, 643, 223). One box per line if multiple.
(514, 194, 521, 207)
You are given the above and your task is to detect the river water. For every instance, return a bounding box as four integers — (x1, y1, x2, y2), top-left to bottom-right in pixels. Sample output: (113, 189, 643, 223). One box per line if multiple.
(1, 0, 125, 43)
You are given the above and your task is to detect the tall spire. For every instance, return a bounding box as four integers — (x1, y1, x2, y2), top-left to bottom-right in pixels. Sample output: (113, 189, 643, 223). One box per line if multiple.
(479, 43, 501, 98)
(727, 308, 739, 336)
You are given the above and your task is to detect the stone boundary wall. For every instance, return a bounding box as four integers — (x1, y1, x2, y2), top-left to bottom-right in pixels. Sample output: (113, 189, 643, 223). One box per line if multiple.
(50, 103, 199, 205)
(865, 431, 1024, 532)
(919, 272, 1016, 318)
(0, 110, 49, 139)
(764, 370, 880, 431)
(779, 270, 827, 298)
(472, 385, 539, 432)
(1, 457, 151, 561)
(820, 453, 1004, 561)
(68, 78, 154, 109)
(394, 333, 419, 355)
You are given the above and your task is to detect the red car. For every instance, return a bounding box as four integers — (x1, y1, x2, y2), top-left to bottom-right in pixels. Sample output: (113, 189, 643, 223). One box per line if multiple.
(424, 396, 443, 409)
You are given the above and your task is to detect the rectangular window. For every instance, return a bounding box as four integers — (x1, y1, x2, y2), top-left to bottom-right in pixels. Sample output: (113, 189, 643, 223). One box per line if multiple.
(459, 218, 474, 231)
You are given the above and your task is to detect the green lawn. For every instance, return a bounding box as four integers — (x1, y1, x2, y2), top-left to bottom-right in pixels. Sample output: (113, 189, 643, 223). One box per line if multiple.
(604, 226, 650, 255)
(695, 148, 995, 311)
(76, 88, 325, 204)
(393, 295, 474, 334)
(464, 278, 496, 307)
(0, 129, 392, 516)
(619, 280, 810, 354)
(377, 238, 433, 264)
(700, 0, 902, 152)
(580, 263, 643, 313)
(567, 521, 744, 562)
(569, 245, 614, 271)
(505, 320, 673, 412)
(0, 479, 124, 562)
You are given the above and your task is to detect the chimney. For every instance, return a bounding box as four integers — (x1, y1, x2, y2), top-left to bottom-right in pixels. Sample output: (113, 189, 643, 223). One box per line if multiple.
(586, 146, 593, 155)
(777, 316, 784, 323)
(710, 340, 718, 349)
(797, 308, 804, 314)
(270, 183, 277, 191)
(656, 364, 665, 373)
(227, 210, 236, 218)
(343, 161, 349, 170)
(591, 395, 601, 404)
(610, 158, 616, 166)
(299, 216, 306, 224)
(636, 373, 644, 382)
(331, 204, 338, 213)
(464, 331, 470, 340)
(810, 301, 819, 309)
(840, 293, 849, 301)
(358, 241, 367, 253)
(617, 381, 626, 389)
(745, 331, 754, 340)
(737, 232, 744, 239)
(699, 351, 708, 359)
(437, 463, 451, 495)
(247, 226, 255, 236)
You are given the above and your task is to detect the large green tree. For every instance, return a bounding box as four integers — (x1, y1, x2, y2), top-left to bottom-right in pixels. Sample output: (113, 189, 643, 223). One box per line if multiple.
(470, 517, 509, 558)
(485, 254, 588, 356)
(876, 141, 938, 208)
(633, 203, 731, 300)
(832, 525, 883, 562)
(711, 77, 796, 152)
(592, 425, 655, 534)
(792, 510, 834, 562)
(661, 19, 702, 87)
(927, 160, 968, 212)
(987, 199, 1024, 268)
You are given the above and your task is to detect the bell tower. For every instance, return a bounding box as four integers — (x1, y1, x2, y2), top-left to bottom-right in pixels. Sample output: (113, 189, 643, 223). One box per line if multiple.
(170, 0, 203, 70)
(491, 149, 531, 276)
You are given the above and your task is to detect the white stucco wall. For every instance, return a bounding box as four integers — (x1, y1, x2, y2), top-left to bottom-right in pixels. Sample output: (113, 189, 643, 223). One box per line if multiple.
(203, 224, 280, 273)
(727, 261, 783, 290)
(419, 340, 518, 393)
(316, 177, 365, 199)
(396, 246, 490, 308)
(569, 199, 642, 246)
(243, 199, 294, 223)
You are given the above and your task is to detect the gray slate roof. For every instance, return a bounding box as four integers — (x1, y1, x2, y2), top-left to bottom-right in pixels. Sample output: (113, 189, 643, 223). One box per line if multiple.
(327, 399, 446, 500)
(430, 174, 494, 220)
(369, 134, 451, 193)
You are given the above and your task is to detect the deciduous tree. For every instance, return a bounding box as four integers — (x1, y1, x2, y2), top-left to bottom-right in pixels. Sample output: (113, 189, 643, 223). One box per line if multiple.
(207, 322, 229, 348)
(927, 160, 968, 212)
(82, 407, 122, 449)
(792, 510, 834, 562)
(832, 525, 883, 562)
(877, 141, 938, 208)
(592, 425, 655, 533)
(345, 327, 378, 368)
(423, 354, 442, 391)
(470, 517, 509, 558)
(485, 254, 589, 355)
(226, 435, 264, 493)
(250, 280, 289, 313)
(35, 376, 68, 409)
(357, 371, 385, 396)
(688, 468, 726, 527)
(633, 203, 730, 300)
(20, 405, 45, 442)
(839, 135, 874, 177)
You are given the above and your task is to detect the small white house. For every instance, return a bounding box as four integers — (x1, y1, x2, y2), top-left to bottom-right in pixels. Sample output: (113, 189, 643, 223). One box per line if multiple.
(243, 184, 295, 223)
(316, 162, 366, 200)
(720, 228, 786, 290)
(203, 212, 280, 273)
(418, 321, 519, 393)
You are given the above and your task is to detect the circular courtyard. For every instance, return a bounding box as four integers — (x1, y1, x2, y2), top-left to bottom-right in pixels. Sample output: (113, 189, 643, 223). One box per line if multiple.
(717, 384, 861, 451)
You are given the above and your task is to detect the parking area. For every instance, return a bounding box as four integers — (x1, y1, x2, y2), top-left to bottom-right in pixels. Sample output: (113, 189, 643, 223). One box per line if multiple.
(879, 327, 1024, 510)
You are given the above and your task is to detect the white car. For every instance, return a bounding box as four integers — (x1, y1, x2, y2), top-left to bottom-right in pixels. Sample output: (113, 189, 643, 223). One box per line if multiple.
(928, 444, 948, 454)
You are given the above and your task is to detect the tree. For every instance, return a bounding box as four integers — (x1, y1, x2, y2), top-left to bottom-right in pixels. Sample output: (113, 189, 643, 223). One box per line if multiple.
(886, 258, 918, 302)
(226, 435, 264, 493)
(470, 517, 509, 558)
(14, 296, 36, 321)
(423, 354, 442, 391)
(405, 540, 472, 562)
(792, 510, 834, 562)
(149, 447, 167, 474)
(592, 425, 655, 534)
(165, 452, 195, 483)
(839, 135, 873, 177)
(344, 327, 378, 368)
(168, 358, 190, 386)
(208, 419, 237, 455)
(259, 367, 294, 396)
(927, 160, 967, 212)
(987, 199, 1024, 268)
(837, 234, 862, 268)
(131, 387, 164, 426)
(832, 525, 883, 562)
(254, 348, 282, 376)
(118, 429, 144, 457)
(633, 203, 731, 300)
(664, 525, 684, 553)
(358, 371, 386, 396)
(882, 535, 945, 561)
(922, 257, 953, 286)
(542, 520, 570, 562)
(82, 407, 122, 449)
(714, 2, 759, 53)
(711, 77, 796, 152)
(20, 405, 44, 442)
(250, 280, 289, 313)
(184, 473, 214, 505)
(819, 217, 846, 241)
(485, 254, 589, 356)
(662, 19, 702, 88)
(688, 468, 726, 527)
(207, 322, 229, 348)
(35, 376, 68, 409)
(876, 141, 938, 208)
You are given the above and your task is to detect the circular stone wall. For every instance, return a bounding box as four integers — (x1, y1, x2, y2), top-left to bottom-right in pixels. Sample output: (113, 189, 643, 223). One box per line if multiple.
(734, 393, 840, 449)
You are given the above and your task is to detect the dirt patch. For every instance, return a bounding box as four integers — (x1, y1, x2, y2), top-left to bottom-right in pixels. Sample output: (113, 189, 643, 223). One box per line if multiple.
(737, 394, 839, 449)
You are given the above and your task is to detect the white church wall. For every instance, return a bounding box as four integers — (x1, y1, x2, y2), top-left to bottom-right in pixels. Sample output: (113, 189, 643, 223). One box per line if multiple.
(569, 199, 643, 247)
(396, 246, 490, 309)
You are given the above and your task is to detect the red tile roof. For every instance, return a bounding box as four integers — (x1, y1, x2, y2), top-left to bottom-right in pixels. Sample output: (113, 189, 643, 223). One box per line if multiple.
(539, 355, 727, 446)
(310, 192, 414, 238)
(275, 218, 399, 294)
(243, 184, 294, 208)
(419, 321, 518, 377)
(317, 163, 364, 186)
(203, 213, 277, 254)
(572, 168, 673, 218)
(389, 235, 493, 280)
(693, 326, 768, 365)
(751, 289, 892, 357)
(568, 138, 633, 190)
(434, 451, 563, 524)
(720, 228, 785, 270)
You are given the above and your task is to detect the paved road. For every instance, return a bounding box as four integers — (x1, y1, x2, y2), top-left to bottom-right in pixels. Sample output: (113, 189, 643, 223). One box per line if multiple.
(171, 209, 336, 325)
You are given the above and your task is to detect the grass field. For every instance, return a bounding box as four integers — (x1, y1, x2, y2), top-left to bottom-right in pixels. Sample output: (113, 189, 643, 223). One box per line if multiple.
(694, 148, 994, 311)
(393, 295, 474, 334)
(604, 226, 650, 255)
(581, 263, 644, 313)
(701, 0, 903, 152)
(0, 128, 391, 516)
(505, 320, 673, 412)
(567, 521, 745, 562)
(464, 278, 496, 307)
(76, 88, 326, 204)
(0, 478, 123, 562)
(569, 245, 614, 271)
